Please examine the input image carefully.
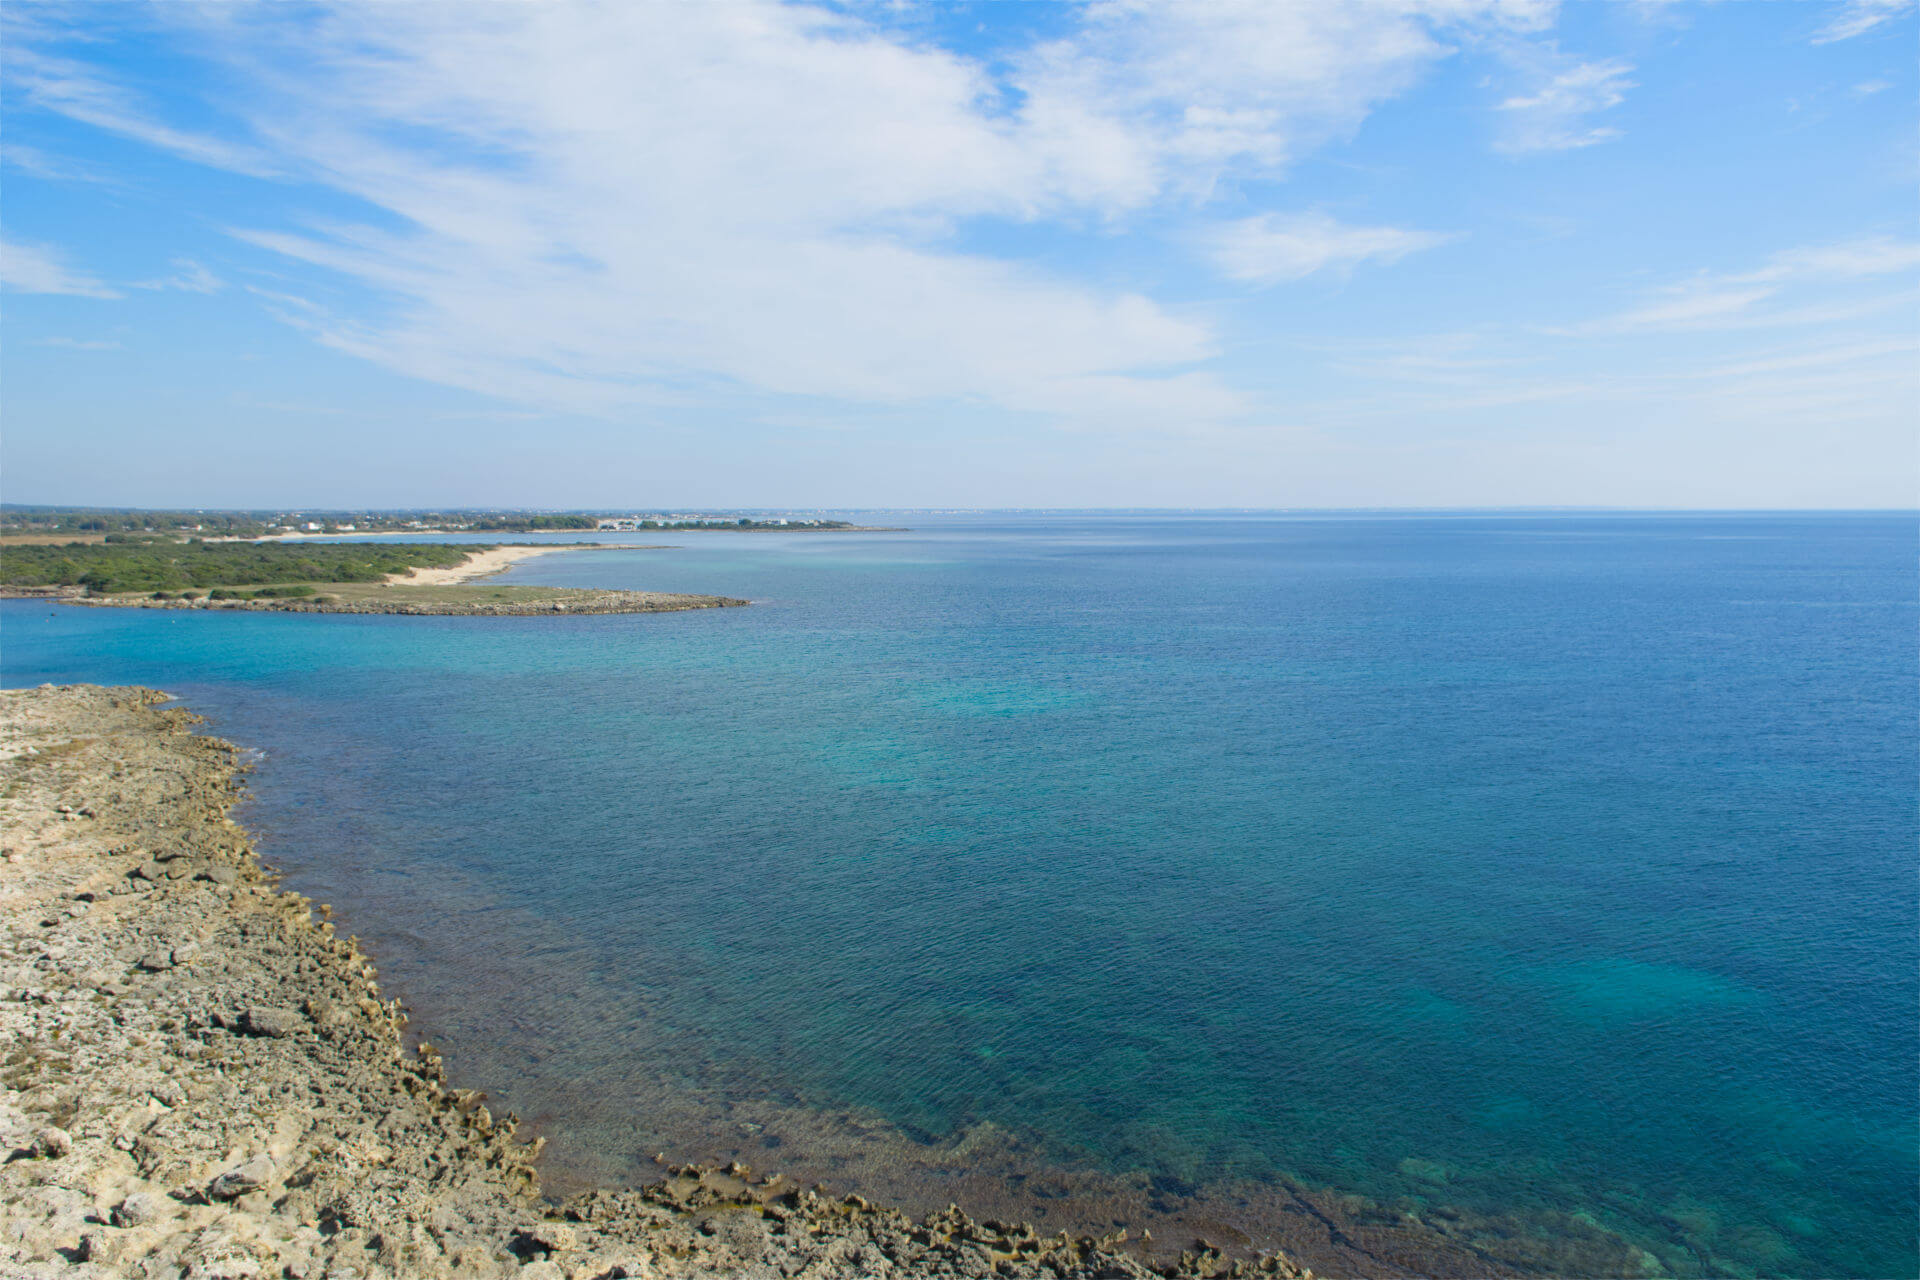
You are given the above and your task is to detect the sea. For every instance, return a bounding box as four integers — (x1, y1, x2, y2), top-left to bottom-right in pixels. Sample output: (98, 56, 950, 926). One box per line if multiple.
(3, 512, 1913, 1277)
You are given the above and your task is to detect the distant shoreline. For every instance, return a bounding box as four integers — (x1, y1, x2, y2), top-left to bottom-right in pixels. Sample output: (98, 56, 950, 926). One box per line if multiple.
(0, 545, 748, 616)
(259, 525, 908, 538)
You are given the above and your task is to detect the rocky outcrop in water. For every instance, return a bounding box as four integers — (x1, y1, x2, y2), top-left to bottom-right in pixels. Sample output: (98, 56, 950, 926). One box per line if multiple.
(16, 590, 750, 616)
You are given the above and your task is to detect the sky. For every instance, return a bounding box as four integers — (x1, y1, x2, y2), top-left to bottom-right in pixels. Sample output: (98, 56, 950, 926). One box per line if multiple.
(1, 0, 1915, 510)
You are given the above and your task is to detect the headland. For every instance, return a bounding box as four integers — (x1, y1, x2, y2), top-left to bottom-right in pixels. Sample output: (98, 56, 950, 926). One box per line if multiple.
(0, 544, 747, 617)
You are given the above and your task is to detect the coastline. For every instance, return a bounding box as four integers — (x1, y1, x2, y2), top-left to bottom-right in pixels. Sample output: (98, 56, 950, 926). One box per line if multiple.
(0, 684, 1303, 1279)
(0, 546, 749, 617)
(63, 589, 748, 618)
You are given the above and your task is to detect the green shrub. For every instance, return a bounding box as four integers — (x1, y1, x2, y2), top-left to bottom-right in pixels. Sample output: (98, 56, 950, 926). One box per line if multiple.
(0, 540, 478, 594)
(150, 591, 174, 600)
(254, 584, 317, 598)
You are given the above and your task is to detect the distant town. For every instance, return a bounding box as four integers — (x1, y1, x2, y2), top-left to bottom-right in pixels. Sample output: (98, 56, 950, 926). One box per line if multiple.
(0, 507, 868, 540)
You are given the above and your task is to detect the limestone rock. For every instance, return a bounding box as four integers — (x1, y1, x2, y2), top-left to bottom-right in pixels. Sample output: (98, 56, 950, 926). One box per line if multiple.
(112, 1191, 168, 1227)
(208, 1154, 275, 1200)
(28, 1126, 71, 1158)
(242, 1005, 303, 1038)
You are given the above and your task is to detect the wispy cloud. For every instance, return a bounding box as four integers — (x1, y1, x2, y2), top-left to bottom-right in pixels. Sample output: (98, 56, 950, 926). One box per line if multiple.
(1755, 237, 1920, 280)
(0, 237, 120, 298)
(1, 38, 276, 177)
(1603, 285, 1778, 332)
(1811, 0, 1917, 43)
(1496, 57, 1635, 153)
(1202, 212, 1452, 284)
(1, 142, 114, 185)
(1581, 236, 1920, 333)
(134, 258, 225, 294)
(1, 0, 1564, 428)
(36, 336, 123, 351)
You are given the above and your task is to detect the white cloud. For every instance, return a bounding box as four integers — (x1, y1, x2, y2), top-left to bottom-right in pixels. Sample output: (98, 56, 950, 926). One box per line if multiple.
(1, 0, 1559, 427)
(1203, 212, 1452, 284)
(1604, 285, 1778, 332)
(1751, 237, 1920, 281)
(1, 39, 276, 177)
(1584, 236, 1920, 333)
(0, 237, 120, 298)
(1811, 0, 1916, 43)
(36, 336, 123, 350)
(1496, 57, 1635, 153)
(1, 142, 113, 185)
(1012, 0, 1555, 202)
(135, 258, 226, 294)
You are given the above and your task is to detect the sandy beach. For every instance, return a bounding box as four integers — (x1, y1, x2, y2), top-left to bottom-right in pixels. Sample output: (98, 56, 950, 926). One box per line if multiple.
(388, 545, 578, 586)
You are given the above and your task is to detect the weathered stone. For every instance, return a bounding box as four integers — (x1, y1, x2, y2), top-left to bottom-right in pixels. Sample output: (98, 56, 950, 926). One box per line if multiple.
(518, 1221, 578, 1253)
(29, 1126, 71, 1158)
(137, 949, 175, 972)
(207, 1154, 275, 1200)
(242, 1006, 303, 1038)
(112, 1191, 168, 1227)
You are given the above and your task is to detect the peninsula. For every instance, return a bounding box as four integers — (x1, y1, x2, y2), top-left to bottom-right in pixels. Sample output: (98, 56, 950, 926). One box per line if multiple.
(0, 542, 747, 617)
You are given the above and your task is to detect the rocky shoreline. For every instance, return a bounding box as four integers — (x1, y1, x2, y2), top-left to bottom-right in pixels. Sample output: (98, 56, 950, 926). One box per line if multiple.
(0, 685, 1306, 1279)
(1, 589, 747, 617)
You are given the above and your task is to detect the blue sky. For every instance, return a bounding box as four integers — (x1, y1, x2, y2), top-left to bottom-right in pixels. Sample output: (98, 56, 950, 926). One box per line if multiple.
(2, 0, 1914, 509)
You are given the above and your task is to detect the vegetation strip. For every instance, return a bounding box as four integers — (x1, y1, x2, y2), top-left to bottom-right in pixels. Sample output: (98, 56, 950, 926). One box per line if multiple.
(0, 541, 479, 596)
(0, 543, 749, 617)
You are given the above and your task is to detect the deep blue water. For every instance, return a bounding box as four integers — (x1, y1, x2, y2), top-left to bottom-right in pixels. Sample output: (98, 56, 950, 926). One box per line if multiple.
(4, 513, 1914, 1277)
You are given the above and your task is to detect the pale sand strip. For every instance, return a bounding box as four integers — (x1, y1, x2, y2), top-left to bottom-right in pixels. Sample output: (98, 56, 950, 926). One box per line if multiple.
(388, 545, 574, 585)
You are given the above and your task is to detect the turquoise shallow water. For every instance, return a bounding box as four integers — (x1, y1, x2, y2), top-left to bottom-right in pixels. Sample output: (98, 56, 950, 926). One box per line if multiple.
(4, 513, 1914, 1276)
